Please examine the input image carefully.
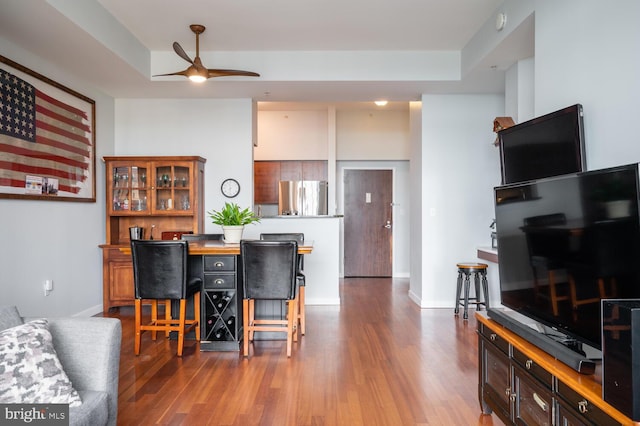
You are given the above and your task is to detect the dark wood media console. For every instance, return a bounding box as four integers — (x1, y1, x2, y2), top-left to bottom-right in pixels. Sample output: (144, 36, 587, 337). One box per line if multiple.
(476, 312, 639, 425)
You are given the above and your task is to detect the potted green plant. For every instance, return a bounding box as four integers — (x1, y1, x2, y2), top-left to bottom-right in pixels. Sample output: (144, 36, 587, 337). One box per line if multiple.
(207, 202, 260, 243)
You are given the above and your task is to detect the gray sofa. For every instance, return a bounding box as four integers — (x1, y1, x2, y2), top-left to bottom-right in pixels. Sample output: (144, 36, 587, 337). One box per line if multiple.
(0, 306, 122, 426)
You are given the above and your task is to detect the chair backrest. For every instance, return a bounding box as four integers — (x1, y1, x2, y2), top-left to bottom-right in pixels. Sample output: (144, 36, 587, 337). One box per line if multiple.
(260, 233, 304, 270)
(131, 240, 189, 300)
(181, 233, 224, 241)
(241, 240, 298, 300)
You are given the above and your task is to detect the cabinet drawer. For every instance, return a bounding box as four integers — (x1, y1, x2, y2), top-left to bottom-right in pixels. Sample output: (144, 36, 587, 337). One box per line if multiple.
(204, 274, 236, 289)
(512, 347, 553, 389)
(204, 255, 235, 272)
(513, 365, 554, 426)
(556, 381, 618, 425)
(480, 323, 510, 355)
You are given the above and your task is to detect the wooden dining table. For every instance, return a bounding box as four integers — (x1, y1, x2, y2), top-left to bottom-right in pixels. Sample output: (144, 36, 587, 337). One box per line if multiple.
(120, 239, 313, 351)
(119, 239, 314, 256)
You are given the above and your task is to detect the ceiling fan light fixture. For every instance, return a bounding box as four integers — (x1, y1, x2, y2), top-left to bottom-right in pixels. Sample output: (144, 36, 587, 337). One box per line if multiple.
(188, 74, 207, 83)
(186, 66, 208, 83)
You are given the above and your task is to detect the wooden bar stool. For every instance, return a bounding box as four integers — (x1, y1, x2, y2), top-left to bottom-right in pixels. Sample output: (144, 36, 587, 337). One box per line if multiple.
(454, 262, 490, 320)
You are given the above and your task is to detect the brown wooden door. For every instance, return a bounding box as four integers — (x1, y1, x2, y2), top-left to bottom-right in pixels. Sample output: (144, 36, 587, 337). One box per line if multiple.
(344, 169, 393, 277)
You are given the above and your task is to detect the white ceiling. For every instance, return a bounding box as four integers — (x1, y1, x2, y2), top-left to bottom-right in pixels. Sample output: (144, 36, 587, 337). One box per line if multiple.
(0, 0, 533, 103)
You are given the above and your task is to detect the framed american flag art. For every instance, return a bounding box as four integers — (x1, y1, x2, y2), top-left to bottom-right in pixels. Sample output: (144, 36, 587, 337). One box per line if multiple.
(0, 55, 96, 202)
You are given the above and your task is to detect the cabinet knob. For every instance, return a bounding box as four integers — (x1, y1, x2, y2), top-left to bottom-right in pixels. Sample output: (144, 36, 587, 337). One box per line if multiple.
(525, 359, 533, 370)
(578, 400, 588, 414)
(214, 262, 224, 268)
(505, 387, 511, 397)
(490, 333, 497, 341)
(215, 279, 224, 285)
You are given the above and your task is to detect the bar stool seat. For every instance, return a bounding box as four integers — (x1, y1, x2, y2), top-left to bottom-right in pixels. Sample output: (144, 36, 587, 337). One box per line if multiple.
(454, 262, 490, 320)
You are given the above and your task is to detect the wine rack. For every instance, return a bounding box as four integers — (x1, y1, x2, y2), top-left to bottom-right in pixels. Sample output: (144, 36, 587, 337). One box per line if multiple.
(200, 254, 243, 351)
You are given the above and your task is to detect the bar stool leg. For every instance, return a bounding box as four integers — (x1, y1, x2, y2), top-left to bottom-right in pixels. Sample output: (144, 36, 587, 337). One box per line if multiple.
(481, 270, 490, 310)
(463, 272, 471, 320)
(454, 270, 463, 316)
(474, 272, 482, 311)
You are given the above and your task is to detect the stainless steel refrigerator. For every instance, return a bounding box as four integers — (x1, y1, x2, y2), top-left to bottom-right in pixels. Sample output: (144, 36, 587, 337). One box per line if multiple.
(278, 180, 328, 216)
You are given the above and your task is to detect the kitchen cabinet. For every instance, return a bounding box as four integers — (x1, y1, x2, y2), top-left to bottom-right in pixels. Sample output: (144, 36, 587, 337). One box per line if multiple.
(477, 313, 635, 425)
(254, 161, 281, 204)
(254, 160, 328, 204)
(100, 155, 206, 311)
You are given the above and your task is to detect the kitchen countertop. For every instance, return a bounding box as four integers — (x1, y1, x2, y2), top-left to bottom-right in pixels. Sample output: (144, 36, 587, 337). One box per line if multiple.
(477, 246, 498, 263)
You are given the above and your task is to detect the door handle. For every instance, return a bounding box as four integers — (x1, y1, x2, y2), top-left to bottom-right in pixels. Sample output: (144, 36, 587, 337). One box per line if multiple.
(383, 220, 392, 229)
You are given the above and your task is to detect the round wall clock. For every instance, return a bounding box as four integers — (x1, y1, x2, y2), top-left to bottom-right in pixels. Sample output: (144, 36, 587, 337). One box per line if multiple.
(221, 178, 240, 198)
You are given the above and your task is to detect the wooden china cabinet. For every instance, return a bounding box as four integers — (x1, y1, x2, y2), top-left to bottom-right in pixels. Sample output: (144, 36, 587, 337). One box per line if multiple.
(99, 156, 206, 311)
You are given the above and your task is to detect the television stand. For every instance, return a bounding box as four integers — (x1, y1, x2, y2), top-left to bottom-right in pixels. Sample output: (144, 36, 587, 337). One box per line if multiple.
(486, 308, 596, 374)
(477, 312, 636, 425)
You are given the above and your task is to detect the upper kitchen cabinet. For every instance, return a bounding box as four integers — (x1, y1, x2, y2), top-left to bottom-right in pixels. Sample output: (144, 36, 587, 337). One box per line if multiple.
(254, 160, 327, 205)
(254, 161, 280, 204)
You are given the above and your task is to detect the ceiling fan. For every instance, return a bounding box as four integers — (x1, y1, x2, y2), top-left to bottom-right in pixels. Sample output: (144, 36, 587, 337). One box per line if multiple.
(154, 24, 260, 82)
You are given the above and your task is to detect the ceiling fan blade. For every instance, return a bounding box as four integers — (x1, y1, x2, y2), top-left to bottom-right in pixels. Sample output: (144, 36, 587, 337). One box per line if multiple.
(207, 69, 261, 78)
(153, 69, 190, 77)
(173, 42, 194, 65)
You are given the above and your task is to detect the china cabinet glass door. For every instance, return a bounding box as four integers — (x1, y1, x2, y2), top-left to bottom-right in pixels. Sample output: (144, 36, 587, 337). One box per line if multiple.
(110, 163, 149, 214)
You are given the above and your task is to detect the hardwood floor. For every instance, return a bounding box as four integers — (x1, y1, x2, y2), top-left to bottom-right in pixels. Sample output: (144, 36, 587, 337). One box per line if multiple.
(99, 278, 505, 426)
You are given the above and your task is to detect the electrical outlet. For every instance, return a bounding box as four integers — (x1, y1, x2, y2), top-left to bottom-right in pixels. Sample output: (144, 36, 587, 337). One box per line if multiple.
(44, 279, 53, 296)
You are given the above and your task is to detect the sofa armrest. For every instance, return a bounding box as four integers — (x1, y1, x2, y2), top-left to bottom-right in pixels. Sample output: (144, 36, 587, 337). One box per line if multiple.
(47, 317, 122, 426)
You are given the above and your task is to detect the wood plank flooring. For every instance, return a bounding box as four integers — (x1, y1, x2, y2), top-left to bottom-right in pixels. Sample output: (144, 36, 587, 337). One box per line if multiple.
(98, 278, 505, 426)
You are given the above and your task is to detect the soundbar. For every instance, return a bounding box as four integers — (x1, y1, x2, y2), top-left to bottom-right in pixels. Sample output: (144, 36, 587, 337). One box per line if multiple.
(487, 308, 596, 375)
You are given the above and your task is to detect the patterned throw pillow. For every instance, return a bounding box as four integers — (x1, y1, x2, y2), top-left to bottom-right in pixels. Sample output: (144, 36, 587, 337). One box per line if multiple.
(0, 319, 82, 406)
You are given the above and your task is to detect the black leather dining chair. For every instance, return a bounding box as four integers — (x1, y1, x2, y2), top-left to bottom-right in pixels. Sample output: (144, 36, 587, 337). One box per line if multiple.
(131, 240, 201, 356)
(259, 233, 306, 335)
(240, 240, 299, 357)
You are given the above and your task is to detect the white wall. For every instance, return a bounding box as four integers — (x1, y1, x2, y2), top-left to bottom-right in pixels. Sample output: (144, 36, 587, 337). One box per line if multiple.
(416, 94, 503, 308)
(534, 0, 640, 170)
(505, 57, 535, 123)
(255, 110, 328, 160)
(0, 38, 115, 317)
(114, 98, 256, 232)
(336, 109, 410, 160)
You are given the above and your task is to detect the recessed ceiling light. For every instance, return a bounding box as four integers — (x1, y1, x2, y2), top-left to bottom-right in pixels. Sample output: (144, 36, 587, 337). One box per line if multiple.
(374, 100, 388, 106)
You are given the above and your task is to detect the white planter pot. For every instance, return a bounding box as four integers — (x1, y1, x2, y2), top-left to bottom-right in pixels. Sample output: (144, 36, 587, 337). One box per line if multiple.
(222, 225, 244, 243)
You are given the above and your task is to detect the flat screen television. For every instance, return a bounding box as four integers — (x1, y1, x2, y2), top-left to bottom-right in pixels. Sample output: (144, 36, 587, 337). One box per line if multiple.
(499, 104, 586, 185)
(494, 163, 640, 350)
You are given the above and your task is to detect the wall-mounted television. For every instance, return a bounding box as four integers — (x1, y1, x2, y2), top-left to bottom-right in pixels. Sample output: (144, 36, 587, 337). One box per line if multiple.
(499, 104, 586, 185)
(494, 163, 640, 350)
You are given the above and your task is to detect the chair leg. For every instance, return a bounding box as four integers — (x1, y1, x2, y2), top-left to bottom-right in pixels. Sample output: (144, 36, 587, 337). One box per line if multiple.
(176, 299, 187, 357)
(292, 296, 299, 344)
(151, 300, 158, 341)
(194, 292, 201, 342)
(134, 299, 142, 355)
(243, 299, 250, 357)
(249, 299, 256, 341)
(165, 299, 172, 339)
(298, 286, 306, 335)
(286, 298, 296, 357)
